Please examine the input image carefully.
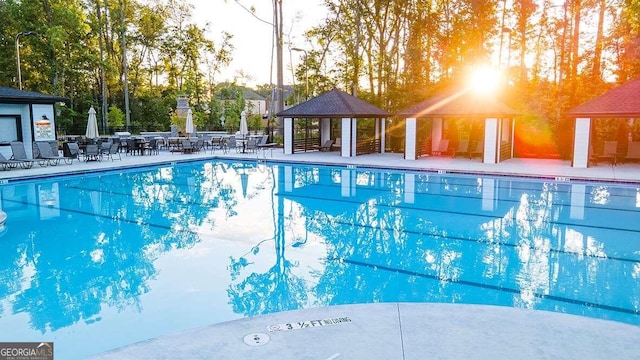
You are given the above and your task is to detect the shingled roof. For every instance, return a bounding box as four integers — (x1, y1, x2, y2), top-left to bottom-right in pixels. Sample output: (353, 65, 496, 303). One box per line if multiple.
(0, 86, 68, 104)
(277, 88, 390, 118)
(397, 89, 519, 118)
(566, 78, 640, 118)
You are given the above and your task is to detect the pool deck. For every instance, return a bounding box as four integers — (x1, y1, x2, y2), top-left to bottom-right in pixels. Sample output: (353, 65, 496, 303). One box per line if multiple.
(1, 146, 639, 183)
(2, 147, 639, 359)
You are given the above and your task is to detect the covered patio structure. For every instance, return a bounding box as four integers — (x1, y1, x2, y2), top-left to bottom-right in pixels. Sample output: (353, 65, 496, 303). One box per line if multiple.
(567, 77, 640, 168)
(397, 89, 519, 164)
(277, 89, 390, 157)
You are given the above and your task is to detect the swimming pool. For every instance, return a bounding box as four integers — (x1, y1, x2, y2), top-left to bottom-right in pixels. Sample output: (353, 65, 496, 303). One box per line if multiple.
(0, 159, 638, 358)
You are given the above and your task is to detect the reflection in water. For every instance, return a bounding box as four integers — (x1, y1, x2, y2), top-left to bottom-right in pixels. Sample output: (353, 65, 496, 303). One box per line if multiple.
(0, 161, 638, 358)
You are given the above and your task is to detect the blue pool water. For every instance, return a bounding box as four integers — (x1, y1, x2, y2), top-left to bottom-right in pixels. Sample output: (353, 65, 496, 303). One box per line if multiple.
(0, 159, 638, 358)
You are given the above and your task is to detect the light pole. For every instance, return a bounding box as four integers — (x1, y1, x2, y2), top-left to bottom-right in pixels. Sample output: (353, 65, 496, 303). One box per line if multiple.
(291, 47, 308, 101)
(500, 27, 512, 71)
(15, 31, 36, 90)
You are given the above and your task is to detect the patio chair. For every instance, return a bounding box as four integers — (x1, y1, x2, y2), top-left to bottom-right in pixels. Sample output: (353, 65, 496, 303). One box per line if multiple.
(145, 138, 159, 155)
(99, 141, 112, 157)
(9, 142, 36, 169)
(624, 141, 640, 162)
(105, 142, 122, 160)
(35, 141, 68, 166)
(319, 139, 335, 152)
(598, 140, 618, 165)
(454, 140, 470, 158)
(84, 144, 101, 161)
(470, 141, 484, 159)
(257, 135, 277, 153)
(64, 142, 82, 163)
(181, 139, 195, 154)
(227, 136, 240, 153)
(245, 137, 259, 153)
(431, 139, 450, 156)
(0, 153, 24, 170)
(210, 137, 226, 154)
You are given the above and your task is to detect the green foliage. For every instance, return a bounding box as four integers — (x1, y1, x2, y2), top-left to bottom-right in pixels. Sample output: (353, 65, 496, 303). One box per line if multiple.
(108, 106, 125, 129)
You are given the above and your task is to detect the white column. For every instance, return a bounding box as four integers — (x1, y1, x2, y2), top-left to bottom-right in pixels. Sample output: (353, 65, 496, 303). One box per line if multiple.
(380, 118, 386, 153)
(351, 117, 357, 156)
(405, 117, 417, 160)
(341, 117, 352, 157)
(431, 118, 443, 153)
(284, 117, 293, 155)
(320, 118, 331, 143)
(572, 118, 591, 168)
(483, 118, 499, 164)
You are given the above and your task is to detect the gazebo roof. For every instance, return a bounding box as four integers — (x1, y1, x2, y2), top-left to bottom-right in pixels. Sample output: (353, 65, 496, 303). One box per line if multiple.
(566, 78, 640, 118)
(276, 88, 390, 118)
(0, 86, 68, 104)
(397, 89, 519, 118)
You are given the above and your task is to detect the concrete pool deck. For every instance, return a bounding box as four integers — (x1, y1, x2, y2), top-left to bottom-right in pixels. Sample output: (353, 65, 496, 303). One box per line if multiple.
(1, 147, 639, 359)
(88, 303, 640, 360)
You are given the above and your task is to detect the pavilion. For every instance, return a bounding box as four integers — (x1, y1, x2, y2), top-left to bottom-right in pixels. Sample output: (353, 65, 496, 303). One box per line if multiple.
(397, 88, 520, 164)
(277, 89, 390, 157)
(566, 77, 640, 168)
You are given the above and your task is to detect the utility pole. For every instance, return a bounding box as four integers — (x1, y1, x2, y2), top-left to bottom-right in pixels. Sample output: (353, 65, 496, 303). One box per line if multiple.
(97, 0, 108, 133)
(120, 0, 131, 132)
(274, 0, 284, 135)
(15, 31, 36, 90)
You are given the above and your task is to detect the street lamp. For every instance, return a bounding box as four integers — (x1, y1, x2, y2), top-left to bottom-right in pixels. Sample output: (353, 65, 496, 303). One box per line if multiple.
(499, 27, 512, 71)
(15, 31, 36, 90)
(291, 47, 309, 101)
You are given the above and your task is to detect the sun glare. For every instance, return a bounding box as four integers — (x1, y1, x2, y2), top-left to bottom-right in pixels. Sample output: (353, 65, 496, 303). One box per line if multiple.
(468, 66, 503, 95)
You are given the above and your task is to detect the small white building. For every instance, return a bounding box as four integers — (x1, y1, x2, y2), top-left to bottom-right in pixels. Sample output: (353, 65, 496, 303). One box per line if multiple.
(0, 86, 67, 158)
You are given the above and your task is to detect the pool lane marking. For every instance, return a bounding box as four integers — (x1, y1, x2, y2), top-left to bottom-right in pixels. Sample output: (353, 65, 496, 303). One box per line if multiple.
(323, 217, 640, 264)
(334, 257, 640, 316)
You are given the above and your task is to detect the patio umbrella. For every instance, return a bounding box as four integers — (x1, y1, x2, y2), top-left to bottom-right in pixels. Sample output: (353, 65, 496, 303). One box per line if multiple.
(185, 109, 194, 135)
(85, 106, 100, 139)
(239, 111, 248, 138)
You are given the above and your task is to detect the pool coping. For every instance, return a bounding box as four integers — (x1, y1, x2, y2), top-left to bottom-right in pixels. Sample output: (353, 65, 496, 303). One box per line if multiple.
(1, 151, 639, 185)
(88, 303, 640, 360)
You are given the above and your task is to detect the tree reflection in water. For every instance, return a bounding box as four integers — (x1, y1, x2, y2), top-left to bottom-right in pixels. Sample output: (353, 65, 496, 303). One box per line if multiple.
(0, 161, 240, 333)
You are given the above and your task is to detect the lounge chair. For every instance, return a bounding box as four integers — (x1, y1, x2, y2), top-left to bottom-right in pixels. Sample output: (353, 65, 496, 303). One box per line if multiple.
(431, 139, 450, 156)
(624, 141, 640, 162)
(470, 141, 484, 159)
(35, 141, 69, 166)
(454, 140, 470, 158)
(598, 141, 618, 165)
(0, 153, 24, 170)
(319, 139, 335, 152)
(64, 142, 81, 163)
(9, 141, 36, 169)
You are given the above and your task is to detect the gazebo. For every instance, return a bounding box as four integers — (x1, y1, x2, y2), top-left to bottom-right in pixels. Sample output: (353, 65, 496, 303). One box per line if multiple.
(397, 89, 520, 164)
(277, 89, 390, 157)
(566, 77, 640, 168)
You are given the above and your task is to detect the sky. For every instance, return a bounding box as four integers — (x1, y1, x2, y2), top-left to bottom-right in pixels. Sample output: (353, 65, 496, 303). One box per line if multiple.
(190, 0, 327, 87)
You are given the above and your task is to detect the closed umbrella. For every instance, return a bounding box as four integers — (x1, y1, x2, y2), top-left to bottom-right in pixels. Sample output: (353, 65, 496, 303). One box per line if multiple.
(185, 109, 194, 136)
(85, 106, 100, 139)
(239, 111, 248, 139)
